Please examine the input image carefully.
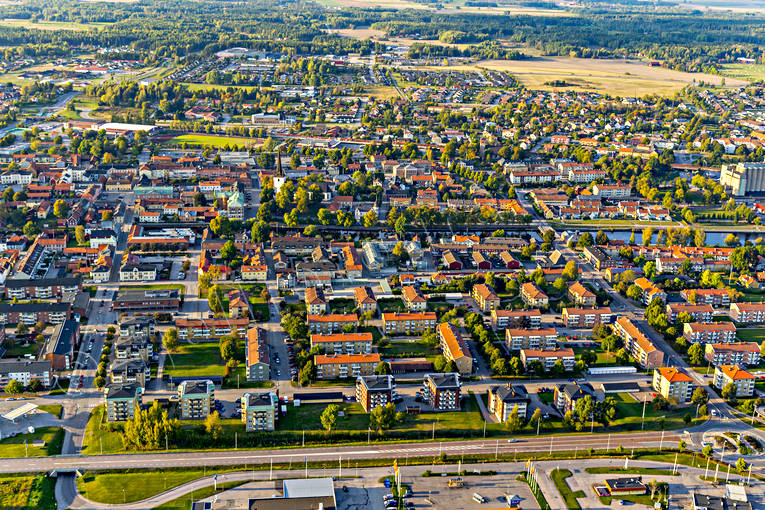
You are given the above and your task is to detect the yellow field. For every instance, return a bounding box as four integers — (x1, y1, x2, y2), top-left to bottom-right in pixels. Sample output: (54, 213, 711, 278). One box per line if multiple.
(0, 18, 111, 31)
(474, 57, 747, 96)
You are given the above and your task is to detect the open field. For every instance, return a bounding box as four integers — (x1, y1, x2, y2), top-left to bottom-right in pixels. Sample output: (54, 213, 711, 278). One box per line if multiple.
(0, 473, 56, 509)
(166, 134, 258, 148)
(321, 0, 567, 15)
(164, 342, 226, 378)
(475, 57, 746, 96)
(0, 427, 64, 457)
(721, 63, 765, 82)
(0, 18, 111, 31)
(182, 82, 258, 92)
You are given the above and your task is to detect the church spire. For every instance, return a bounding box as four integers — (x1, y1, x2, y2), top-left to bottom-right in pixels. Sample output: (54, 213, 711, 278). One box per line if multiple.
(275, 149, 283, 177)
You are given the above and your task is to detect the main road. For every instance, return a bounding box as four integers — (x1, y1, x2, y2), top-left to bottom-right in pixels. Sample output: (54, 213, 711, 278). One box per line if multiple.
(5, 430, 680, 474)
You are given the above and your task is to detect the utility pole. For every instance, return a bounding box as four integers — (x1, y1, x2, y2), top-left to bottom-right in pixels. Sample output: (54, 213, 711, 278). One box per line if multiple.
(641, 397, 647, 430)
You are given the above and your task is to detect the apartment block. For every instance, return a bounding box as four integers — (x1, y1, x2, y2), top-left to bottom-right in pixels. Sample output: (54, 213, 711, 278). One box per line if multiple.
(561, 306, 612, 328)
(652, 367, 693, 403)
(666, 303, 714, 323)
(568, 282, 596, 307)
(307, 313, 358, 334)
(704, 342, 761, 366)
(488, 384, 530, 422)
(680, 288, 730, 308)
(310, 332, 373, 354)
(382, 312, 436, 334)
(505, 328, 558, 351)
(178, 379, 215, 419)
(520, 282, 549, 307)
(436, 322, 473, 374)
(356, 375, 396, 412)
(245, 327, 270, 382)
(472, 283, 500, 312)
(401, 285, 427, 311)
(730, 302, 765, 324)
(104, 383, 143, 422)
(422, 373, 461, 411)
(520, 348, 575, 371)
(714, 365, 755, 397)
(682, 322, 736, 344)
(491, 309, 542, 330)
(314, 353, 380, 379)
(241, 392, 278, 431)
(613, 317, 664, 369)
(175, 317, 249, 341)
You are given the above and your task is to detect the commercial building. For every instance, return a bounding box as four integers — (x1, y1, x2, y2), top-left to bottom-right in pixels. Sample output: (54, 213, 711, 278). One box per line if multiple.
(472, 283, 500, 312)
(382, 312, 436, 334)
(422, 373, 461, 411)
(520, 348, 575, 371)
(314, 353, 379, 379)
(720, 162, 765, 196)
(178, 380, 215, 419)
(119, 264, 158, 282)
(652, 367, 693, 403)
(310, 332, 373, 354)
(704, 342, 761, 366)
(714, 365, 755, 397)
(356, 375, 396, 412)
(488, 384, 530, 421)
(241, 392, 278, 431)
(245, 327, 270, 382)
(112, 288, 180, 311)
(104, 383, 143, 422)
(562, 307, 612, 328)
(42, 319, 79, 370)
(505, 328, 558, 351)
(683, 322, 736, 344)
(436, 322, 473, 374)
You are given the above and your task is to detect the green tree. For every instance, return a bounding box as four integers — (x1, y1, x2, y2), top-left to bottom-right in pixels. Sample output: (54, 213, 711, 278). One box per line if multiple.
(370, 402, 401, 431)
(362, 209, 378, 228)
(122, 401, 179, 450)
(220, 240, 238, 262)
(75, 225, 87, 246)
(736, 458, 748, 473)
(375, 361, 392, 375)
(320, 404, 339, 432)
(220, 340, 236, 361)
(721, 382, 737, 401)
(22, 221, 38, 237)
(4, 379, 23, 394)
(162, 328, 179, 353)
(251, 220, 270, 243)
(626, 284, 643, 301)
(204, 411, 223, 439)
(562, 260, 579, 281)
(576, 232, 594, 248)
(53, 199, 69, 218)
(595, 230, 608, 245)
(687, 343, 704, 365)
(691, 387, 708, 405)
(724, 233, 740, 247)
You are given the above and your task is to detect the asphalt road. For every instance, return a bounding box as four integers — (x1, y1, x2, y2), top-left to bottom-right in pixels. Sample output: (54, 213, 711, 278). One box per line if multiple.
(8, 431, 680, 474)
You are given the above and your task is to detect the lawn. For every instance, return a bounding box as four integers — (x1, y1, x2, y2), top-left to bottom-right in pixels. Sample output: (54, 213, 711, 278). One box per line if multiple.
(37, 404, 62, 418)
(182, 83, 259, 92)
(81, 405, 124, 455)
(222, 364, 275, 390)
(377, 298, 407, 313)
(210, 283, 269, 321)
(736, 328, 765, 342)
(584, 467, 677, 476)
(164, 342, 226, 378)
(550, 468, 583, 510)
(154, 480, 248, 509)
(609, 393, 702, 431)
(167, 134, 258, 148)
(77, 469, 239, 504)
(329, 298, 355, 314)
(379, 340, 437, 358)
(720, 63, 765, 82)
(0, 473, 56, 509)
(0, 427, 64, 457)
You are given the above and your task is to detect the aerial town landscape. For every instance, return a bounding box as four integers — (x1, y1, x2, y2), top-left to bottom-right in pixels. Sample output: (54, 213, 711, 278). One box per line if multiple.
(3, 0, 765, 508)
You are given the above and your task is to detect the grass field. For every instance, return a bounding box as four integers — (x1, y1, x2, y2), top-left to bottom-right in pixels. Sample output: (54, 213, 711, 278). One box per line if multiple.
(81, 405, 124, 455)
(0, 19, 111, 31)
(379, 340, 437, 358)
(164, 342, 226, 377)
(474, 57, 746, 96)
(720, 63, 765, 82)
(37, 404, 62, 418)
(182, 83, 258, 92)
(166, 134, 258, 148)
(154, 480, 248, 509)
(119, 283, 185, 298)
(0, 427, 64, 457)
(736, 328, 765, 343)
(584, 466, 677, 476)
(551, 468, 583, 509)
(77, 469, 239, 504)
(0, 473, 56, 509)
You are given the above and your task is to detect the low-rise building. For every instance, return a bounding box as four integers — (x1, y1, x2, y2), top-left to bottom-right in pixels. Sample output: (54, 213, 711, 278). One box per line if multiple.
(561, 306, 612, 328)
(680, 288, 730, 308)
(568, 282, 596, 306)
(683, 322, 736, 344)
(307, 313, 358, 334)
(436, 322, 473, 374)
(520, 348, 575, 372)
(491, 309, 542, 329)
(422, 373, 461, 411)
(554, 382, 593, 413)
(520, 282, 549, 308)
(633, 278, 666, 305)
(104, 383, 143, 422)
(652, 367, 693, 403)
(613, 317, 664, 369)
(310, 332, 373, 354)
(175, 317, 249, 341)
(119, 263, 157, 282)
(353, 286, 377, 315)
(245, 327, 270, 382)
(704, 342, 761, 366)
(382, 312, 436, 334)
(304, 287, 328, 315)
(356, 375, 396, 412)
(505, 328, 558, 351)
(401, 285, 427, 311)
(488, 384, 530, 421)
(472, 283, 500, 312)
(112, 288, 180, 311)
(178, 379, 215, 419)
(241, 392, 278, 431)
(730, 302, 765, 324)
(0, 359, 52, 387)
(714, 365, 755, 397)
(666, 303, 714, 323)
(314, 353, 380, 379)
